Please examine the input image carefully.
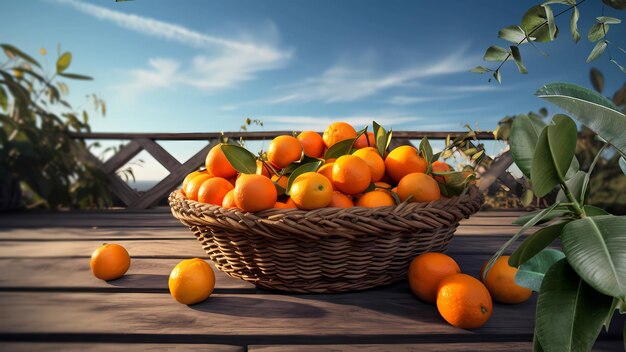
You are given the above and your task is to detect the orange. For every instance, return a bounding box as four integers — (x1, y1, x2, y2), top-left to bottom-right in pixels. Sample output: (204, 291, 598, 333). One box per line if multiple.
(354, 131, 376, 149)
(431, 161, 452, 183)
(271, 174, 289, 191)
(290, 172, 333, 210)
(205, 144, 238, 179)
(168, 258, 215, 305)
(397, 173, 441, 203)
(332, 155, 372, 195)
(274, 201, 289, 208)
(327, 191, 354, 208)
(90, 243, 131, 281)
(317, 163, 336, 190)
(356, 190, 395, 207)
(221, 189, 237, 209)
(352, 147, 385, 182)
(385, 146, 427, 182)
(197, 177, 234, 205)
(184, 173, 213, 201)
(234, 174, 277, 212)
(285, 198, 297, 208)
(408, 252, 461, 303)
(182, 170, 209, 195)
(267, 135, 303, 169)
(257, 160, 271, 178)
(323, 122, 357, 148)
(480, 256, 532, 304)
(436, 273, 493, 329)
(297, 131, 325, 158)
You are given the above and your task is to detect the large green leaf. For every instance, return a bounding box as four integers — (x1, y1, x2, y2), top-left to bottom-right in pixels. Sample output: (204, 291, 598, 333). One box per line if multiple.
(521, 5, 556, 43)
(509, 222, 566, 267)
(324, 138, 355, 160)
(515, 248, 565, 291)
(561, 215, 626, 299)
(536, 83, 626, 155)
(536, 259, 614, 352)
(513, 206, 570, 226)
(509, 114, 546, 178)
(531, 115, 578, 197)
(220, 144, 257, 174)
(483, 202, 561, 280)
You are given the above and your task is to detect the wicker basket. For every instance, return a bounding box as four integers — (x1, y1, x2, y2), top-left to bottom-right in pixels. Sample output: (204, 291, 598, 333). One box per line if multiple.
(169, 186, 483, 293)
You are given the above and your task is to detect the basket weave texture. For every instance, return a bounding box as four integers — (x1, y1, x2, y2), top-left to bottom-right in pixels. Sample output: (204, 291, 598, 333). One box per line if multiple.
(169, 186, 483, 293)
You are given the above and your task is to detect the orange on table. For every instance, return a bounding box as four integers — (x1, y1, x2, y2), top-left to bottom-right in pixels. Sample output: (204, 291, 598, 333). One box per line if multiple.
(356, 190, 395, 207)
(317, 163, 336, 190)
(384, 145, 427, 182)
(332, 155, 372, 195)
(397, 172, 441, 203)
(327, 191, 354, 208)
(408, 252, 461, 303)
(257, 160, 271, 178)
(436, 273, 493, 329)
(168, 258, 215, 305)
(480, 256, 532, 304)
(297, 131, 325, 158)
(221, 189, 237, 209)
(267, 135, 303, 169)
(322, 122, 357, 148)
(182, 169, 209, 195)
(290, 172, 333, 210)
(271, 174, 289, 190)
(352, 147, 385, 182)
(205, 144, 238, 179)
(184, 173, 213, 201)
(354, 131, 376, 149)
(90, 243, 131, 281)
(197, 177, 234, 205)
(234, 173, 277, 212)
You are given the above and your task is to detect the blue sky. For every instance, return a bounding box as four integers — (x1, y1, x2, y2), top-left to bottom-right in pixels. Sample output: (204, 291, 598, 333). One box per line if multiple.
(2, 0, 625, 181)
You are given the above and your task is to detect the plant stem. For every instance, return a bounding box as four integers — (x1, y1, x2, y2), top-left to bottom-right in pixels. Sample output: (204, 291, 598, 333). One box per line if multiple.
(492, 0, 589, 75)
(560, 182, 585, 217)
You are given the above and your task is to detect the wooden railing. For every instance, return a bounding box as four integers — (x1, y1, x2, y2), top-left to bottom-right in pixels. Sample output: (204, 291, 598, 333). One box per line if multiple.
(71, 131, 509, 209)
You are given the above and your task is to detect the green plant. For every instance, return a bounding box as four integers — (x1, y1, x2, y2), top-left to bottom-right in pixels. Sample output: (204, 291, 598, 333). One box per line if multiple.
(484, 82, 626, 351)
(0, 43, 112, 209)
(472, 0, 625, 82)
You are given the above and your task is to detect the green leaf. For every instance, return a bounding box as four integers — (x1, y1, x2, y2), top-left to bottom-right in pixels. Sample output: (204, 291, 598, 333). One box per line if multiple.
(584, 205, 610, 216)
(324, 138, 356, 160)
(588, 23, 609, 42)
(493, 70, 501, 83)
(556, 170, 585, 203)
(604, 298, 619, 331)
(597, 16, 621, 24)
(483, 45, 510, 61)
(419, 137, 433, 164)
(521, 189, 534, 207)
(285, 161, 323, 195)
(620, 157, 626, 175)
(483, 202, 561, 280)
(510, 46, 528, 74)
(515, 248, 565, 291)
(510, 114, 546, 178)
(521, 5, 556, 42)
(499, 25, 529, 44)
(536, 83, 626, 155)
(0, 86, 7, 112)
(531, 115, 578, 197)
(56, 52, 72, 73)
(220, 144, 257, 174)
(543, 5, 556, 41)
(570, 6, 580, 43)
(469, 66, 491, 74)
(373, 121, 391, 157)
(536, 259, 614, 352)
(434, 171, 468, 197)
(513, 206, 570, 226)
(562, 215, 626, 299)
(509, 222, 566, 267)
(58, 72, 93, 80)
(587, 40, 607, 63)
(0, 44, 41, 67)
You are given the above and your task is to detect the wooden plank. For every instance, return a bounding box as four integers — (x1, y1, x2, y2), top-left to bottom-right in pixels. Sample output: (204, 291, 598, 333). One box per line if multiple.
(0, 236, 527, 259)
(100, 140, 143, 175)
(478, 151, 514, 193)
(0, 258, 255, 292)
(136, 138, 181, 173)
(0, 343, 243, 351)
(128, 139, 218, 209)
(71, 131, 495, 141)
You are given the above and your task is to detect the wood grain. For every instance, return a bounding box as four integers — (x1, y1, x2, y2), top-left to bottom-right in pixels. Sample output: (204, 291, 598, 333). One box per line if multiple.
(0, 343, 243, 351)
(135, 138, 182, 173)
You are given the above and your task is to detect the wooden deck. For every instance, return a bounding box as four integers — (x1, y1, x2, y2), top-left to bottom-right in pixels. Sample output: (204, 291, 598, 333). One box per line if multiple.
(0, 209, 622, 351)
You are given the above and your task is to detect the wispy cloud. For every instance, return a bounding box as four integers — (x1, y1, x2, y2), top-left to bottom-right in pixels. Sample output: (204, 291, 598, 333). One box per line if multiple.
(387, 95, 463, 105)
(265, 47, 479, 104)
(56, 0, 292, 94)
(261, 115, 424, 131)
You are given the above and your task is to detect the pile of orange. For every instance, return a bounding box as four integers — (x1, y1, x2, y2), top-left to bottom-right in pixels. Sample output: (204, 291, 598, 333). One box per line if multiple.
(180, 121, 465, 213)
(408, 252, 532, 329)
